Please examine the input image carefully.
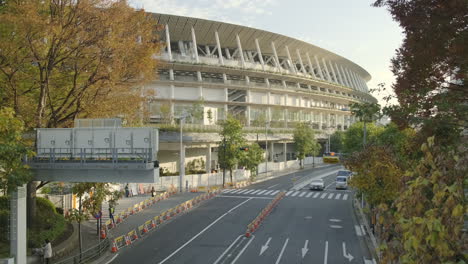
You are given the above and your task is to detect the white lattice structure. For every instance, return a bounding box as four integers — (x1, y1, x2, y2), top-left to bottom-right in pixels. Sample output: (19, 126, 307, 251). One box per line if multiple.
(147, 13, 376, 131)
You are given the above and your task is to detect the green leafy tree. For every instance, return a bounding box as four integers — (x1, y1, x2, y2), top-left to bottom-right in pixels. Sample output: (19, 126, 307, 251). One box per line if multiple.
(239, 143, 264, 180)
(0, 107, 33, 194)
(350, 103, 381, 147)
(343, 122, 384, 154)
(293, 123, 321, 169)
(189, 98, 205, 124)
(67, 182, 121, 255)
(329, 131, 344, 153)
(218, 117, 246, 185)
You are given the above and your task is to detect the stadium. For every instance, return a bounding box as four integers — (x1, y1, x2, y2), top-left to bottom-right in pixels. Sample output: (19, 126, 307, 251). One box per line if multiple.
(147, 13, 377, 174)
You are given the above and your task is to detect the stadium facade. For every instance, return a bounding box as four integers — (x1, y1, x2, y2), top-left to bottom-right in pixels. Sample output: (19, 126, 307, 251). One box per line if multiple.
(146, 13, 377, 173)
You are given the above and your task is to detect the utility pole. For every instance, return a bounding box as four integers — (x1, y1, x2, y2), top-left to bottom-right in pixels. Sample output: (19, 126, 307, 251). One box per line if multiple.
(265, 121, 268, 175)
(179, 114, 188, 193)
(222, 138, 226, 187)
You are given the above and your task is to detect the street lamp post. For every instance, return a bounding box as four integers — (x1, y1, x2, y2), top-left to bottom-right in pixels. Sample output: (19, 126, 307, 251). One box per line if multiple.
(179, 113, 189, 193)
(265, 121, 269, 175)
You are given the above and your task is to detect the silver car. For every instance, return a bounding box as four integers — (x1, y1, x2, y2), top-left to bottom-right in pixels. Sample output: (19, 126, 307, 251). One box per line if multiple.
(335, 176, 348, 190)
(309, 179, 324, 191)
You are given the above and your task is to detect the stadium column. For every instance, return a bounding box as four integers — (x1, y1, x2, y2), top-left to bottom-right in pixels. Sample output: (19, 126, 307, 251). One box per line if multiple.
(345, 68, 357, 90)
(236, 34, 246, 68)
(321, 58, 332, 82)
(314, 55, 325, 80)
(165, 24, 172, 61)
(283, 142, 287, 163)
(271, 42, 282, 73)
(320, 112, 324, 130)
(254, 38, 265, 71)
(285, 46, 296, 74)
(351, 71, 362, 92)
(296, 49, 307, 75)
(206, 144, 212, 173)
(334, 63, 345, 86)
(215, 31, 224, 65)
(305, 52, 317, 78)
(339, 65, 351, 88)
(327, 60, 338, 84)
(191, 27, 199, 63)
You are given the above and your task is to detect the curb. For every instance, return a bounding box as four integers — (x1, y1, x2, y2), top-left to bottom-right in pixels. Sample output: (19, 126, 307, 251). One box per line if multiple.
(352, 198, 380, 261)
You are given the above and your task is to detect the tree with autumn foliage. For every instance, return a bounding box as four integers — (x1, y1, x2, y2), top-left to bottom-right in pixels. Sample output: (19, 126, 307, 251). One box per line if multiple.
(348, 0, 468, 262)
(0, 0, 163, 226)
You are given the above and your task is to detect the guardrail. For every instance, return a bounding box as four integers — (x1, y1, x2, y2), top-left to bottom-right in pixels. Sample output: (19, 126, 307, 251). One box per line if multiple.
(110, 189, 222, 253)
(54, 238, 110, 264)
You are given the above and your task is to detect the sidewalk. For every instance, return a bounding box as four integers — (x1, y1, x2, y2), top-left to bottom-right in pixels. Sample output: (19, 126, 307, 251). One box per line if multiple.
(51, 191, 200, 263)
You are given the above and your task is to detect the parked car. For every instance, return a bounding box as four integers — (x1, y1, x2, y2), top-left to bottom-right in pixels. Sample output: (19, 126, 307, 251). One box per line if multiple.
(309, 179, 325, 191)
(335, 176, 348, 190)
(336, 170, 353, 180)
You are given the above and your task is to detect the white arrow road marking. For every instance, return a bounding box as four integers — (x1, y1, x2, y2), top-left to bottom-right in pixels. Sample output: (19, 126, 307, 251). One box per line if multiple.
(342, 242, 354, 262)
(275, 238, 289, 264)
(330, 225, 343, 229)
(355, 225, 363, 236)
(259, 237, 272, 256)
(301, 240, 309, 258)
(323, 241, 328, 264)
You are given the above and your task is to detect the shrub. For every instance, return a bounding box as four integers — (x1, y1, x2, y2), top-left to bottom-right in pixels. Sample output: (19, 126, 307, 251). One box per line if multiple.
(0, 209, 9, 243)
(28, 197, 66, 248)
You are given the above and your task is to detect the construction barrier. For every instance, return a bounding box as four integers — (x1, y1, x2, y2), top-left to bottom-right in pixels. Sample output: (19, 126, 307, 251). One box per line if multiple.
(127, 229, 139, 243)
(105, 219, 115, 230)
(137, 224, 148, 237)
(245, 192, 285, 238)
(111, 235, 126, 253)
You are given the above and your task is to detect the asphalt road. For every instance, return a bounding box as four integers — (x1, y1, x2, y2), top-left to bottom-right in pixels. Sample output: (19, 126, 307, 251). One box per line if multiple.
(110, 164, 375, 264)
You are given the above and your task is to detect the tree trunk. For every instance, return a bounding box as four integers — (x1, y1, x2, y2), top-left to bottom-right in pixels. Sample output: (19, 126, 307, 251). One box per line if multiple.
(229, 169, 233, 184)
(27, 181, 37, 228)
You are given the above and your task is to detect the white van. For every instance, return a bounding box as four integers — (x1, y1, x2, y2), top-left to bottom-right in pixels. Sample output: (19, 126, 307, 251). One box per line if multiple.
(335, 176, 348, 190)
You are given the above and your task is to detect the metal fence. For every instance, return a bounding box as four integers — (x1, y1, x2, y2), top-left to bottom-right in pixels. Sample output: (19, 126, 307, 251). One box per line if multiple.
(53, 238, 109, 264)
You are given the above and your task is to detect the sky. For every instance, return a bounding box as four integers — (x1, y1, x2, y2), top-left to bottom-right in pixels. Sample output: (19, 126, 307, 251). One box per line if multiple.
(129, 0, 403, 106)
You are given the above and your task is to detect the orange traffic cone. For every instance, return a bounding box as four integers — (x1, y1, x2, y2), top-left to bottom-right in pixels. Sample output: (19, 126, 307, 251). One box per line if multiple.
(125, 236, 131, 245)
(100, 227, 107, 239)
(111, 240, 118, 253)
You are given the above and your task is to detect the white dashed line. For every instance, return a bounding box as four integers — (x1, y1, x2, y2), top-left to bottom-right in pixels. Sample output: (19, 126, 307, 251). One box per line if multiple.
(313, 193, 321, 198)
(327, 193, 334, 199)
(257, 190, 267, 195)
(291, 191, 300, 197)
(320, 193, 327, 199)
(270, 190, 279, 195)
(285, 191, 293, 196)
(263, 190, 273, 195)
(299, 192, 306, 197)
(306, 192, 314, 198)
(250, 190, 261, 195)
(343, 194, 349, 200)
(335, 193, 342, 200)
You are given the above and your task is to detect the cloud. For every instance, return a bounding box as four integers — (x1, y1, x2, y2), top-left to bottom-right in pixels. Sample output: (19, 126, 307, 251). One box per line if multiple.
(129, 0, 276, 26)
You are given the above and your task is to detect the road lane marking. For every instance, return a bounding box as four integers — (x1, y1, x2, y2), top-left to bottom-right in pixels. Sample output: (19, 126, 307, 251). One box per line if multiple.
(291, 191, 300, 197)
(236, 189, 248, 194)
(327, 193, 334, 199)
(213, 235, 243, 264)
(299, 192, 307, 197)
(223, 189, 234, 193)
(313, 193, 321, 198)
(324, 241, 328, 264)
(343, 194, 349, 200)
(268, 184, 279, 189)
(231, 235, 256, 264)
(306, 192, 313, 198)
(257, 190, 267, 195)
(324, 182, 335, 190)
(104, 253, 119, 264)
(270, 190, 279, 195)
(158, 198, 253, 264)
(217, 195, 273, 200)
(263, 190, 273, 195)
(330, 225, 343, 229)
(335, 193, 342, 200)
(243, 190, 255, 194)
(355, 225, 363, 236)
(320, 193, 327, 199)
(250, 190, 261, 195)
(292, 169, 341, 190)
(230, 189, 243, 194)
(275, 238, 289, 264)
(329, 219, 341, 222)
(285, 191, 293, 196)
(259, 237, 272, 256)
(361, 225, 366, 236)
